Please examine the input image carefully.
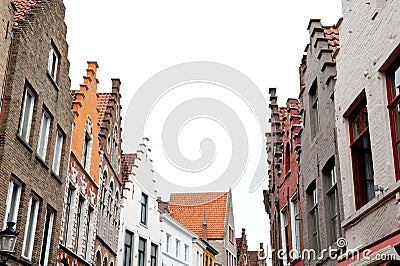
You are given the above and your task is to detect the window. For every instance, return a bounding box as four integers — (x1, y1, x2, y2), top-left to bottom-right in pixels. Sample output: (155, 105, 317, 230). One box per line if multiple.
(19, 87, 35, 143)
(308, 182, 320, 252)
(228, 226, 234, 243)
(84, 208, 93, 260)
(166, 234, 171, 253)
(112, 126, 118, 168)
(37, 110, 51, 159)
(349, 98, 375, 209)
(48, 44, 59, 81)
(63, 187, 73, 245)
(324, 159, 340, 243)
(151, 243, 157, 266)
(140, 193, 148, 225)
(280, 207, 289, 265)
(40, 208, 54, 266)
(22, 194, 40, 259)
(3, 178, 22, 229)
(175, 239, 180, 258)
(310, 81, 319, 137)
(290, 196, 301, 259)
(184, 244, 189, 262)
(75, 198, 84, 252)
(138, 237, 146, 266)
(124, 231, 133, 266)
(52, 130, 63, 175)
(82, 132, 91, 171)
(387, 62, 400, 179)
(285, 143, 291, 174)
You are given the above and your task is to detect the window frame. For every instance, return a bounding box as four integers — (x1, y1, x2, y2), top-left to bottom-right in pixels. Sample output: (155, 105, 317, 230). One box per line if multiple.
(52, 129, 64, 175)
(22, 194, 40, 260)
(3, 178, 22, 230)
(150, 243, 157, 266)
(123, 230, 134, 266)
(290, 194, 301, 259)
(37, 109, 51, 160)
(74, 197, 84, 253)
(140, 193, 148, 225)
(309, 80, 320, 137)
(82, 131, 92, 171)
(307, 182, 320, 253)
(184, 244, 189, 262)
(386, 59, 400, 180)
(324, 159, 341, 243)
(280, 206, 290, 265)
(138, 237, 146, 266)
(175, 239, 180, 258)
(39, 207, 54, 266)
(348, 97, 375, 209)
(18, 87, 35, 143)
(166, 233, 171, 253)
(47, 44, 60, 82)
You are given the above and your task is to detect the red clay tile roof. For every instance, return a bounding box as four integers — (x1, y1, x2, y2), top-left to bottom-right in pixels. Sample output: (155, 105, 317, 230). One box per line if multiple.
(324, 26, 340, 61)
(13, 0, 37, 26)
(97, 93, 111, 125)
(168, 192, 228, 239)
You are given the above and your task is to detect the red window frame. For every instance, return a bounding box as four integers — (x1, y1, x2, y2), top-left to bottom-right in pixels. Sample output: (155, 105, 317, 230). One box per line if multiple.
(348, 98, 375, 209)
(386, 59, 400, 180)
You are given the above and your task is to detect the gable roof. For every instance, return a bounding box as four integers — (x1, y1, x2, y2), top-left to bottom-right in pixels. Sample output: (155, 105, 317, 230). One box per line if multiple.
(13, 0, 37, 26)
(168, 192, 228, 239)
(97, 93, 111, 125)
(323, 26, 340, 61)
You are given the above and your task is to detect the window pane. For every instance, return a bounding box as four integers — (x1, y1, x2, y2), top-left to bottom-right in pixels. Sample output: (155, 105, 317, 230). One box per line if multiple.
(40, 209, 54, 266)
(394, 67, 400, 97)
(20, 90, 34, 142)
(37, 111, 50, 159)
(23, 196, 39, 259)
(52, 132, 63, 174)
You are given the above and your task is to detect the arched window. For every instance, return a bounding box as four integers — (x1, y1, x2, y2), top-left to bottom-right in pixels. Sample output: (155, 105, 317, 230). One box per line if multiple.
(111, 126, 118, 168)
(95, 251, 101, 266)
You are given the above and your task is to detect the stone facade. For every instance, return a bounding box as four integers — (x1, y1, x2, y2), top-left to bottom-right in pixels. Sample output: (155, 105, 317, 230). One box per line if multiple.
(334, 0, 400, 263)
(298, 19, 343, 265)
(0, 0, 73, 265)
(265, 88, 304, 266)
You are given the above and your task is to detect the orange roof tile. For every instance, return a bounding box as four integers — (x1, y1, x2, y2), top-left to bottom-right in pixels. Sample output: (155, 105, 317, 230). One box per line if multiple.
(13, 0, 37, 26)
(97, 93, 111, 125)
(324, 26, 340, 61)
(168, 192, 228, 239)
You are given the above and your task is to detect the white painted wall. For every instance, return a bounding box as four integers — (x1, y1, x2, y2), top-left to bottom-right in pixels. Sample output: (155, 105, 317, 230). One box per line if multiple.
(118, 141, 162, 266)
(161, 213, 199, 266)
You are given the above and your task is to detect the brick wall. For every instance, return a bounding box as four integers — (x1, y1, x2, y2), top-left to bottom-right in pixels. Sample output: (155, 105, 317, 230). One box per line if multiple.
(0, 0, 73, 265)
(335, 0, 400, 250)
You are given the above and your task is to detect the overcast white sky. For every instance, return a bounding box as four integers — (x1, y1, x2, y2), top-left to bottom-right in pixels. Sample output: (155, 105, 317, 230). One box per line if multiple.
(64, 0, 342, 253)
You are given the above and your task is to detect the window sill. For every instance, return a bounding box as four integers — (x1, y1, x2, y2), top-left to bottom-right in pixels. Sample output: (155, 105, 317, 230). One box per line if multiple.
(35, 153, 50, 170)
(46, 71, 60, 91)
(20, 256, 35, 266)
(342, 180, 400, 229)
(16, 134, 33, 153)
(140, 223, 148, 229)
(51, 170, 62, 184)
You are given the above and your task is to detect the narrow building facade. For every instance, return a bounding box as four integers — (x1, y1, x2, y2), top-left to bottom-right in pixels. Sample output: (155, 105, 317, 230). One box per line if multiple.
(0, 0, 73, 265)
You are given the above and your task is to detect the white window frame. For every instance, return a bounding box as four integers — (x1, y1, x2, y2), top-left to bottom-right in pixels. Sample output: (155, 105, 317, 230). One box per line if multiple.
(166, 233, 171, 253)
(3, 178, 22, 229)
(18, 88, 35, 143)
(184, 244, 189, 262)
(175, 239, 180, 258)
(52, 130, 63, 175)
(22, 194, 40, 260)
(39, 208, 54, 266)
(47, 45, 59, 81)
(37, 110, 51, 159)
(290, 194, 301, 260)
(280, 205, 289, 266)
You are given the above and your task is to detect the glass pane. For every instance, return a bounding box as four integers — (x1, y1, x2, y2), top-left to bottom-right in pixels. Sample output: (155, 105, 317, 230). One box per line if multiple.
(351, 112, 362, 139)
(9, 182, 20, 223)
(21, 92, 33, 141)
(329, 191, 337, 217)
(395, 67, 400, 97)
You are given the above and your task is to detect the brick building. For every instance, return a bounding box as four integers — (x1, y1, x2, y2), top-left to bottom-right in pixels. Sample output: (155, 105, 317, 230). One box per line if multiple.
(0, 1, 15, 121)
(168, 191, 237, 266)
(298, 19, 343, 265)
(333, 0, 400, 264)
(57, 62, 102, 265)
(0, 0, 73, 265)
(265, 90, 303, 266)
(236, 228, 266, 266)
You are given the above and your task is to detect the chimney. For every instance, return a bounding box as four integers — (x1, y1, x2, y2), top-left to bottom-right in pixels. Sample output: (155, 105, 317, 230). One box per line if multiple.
(202, 211, 207, 240)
